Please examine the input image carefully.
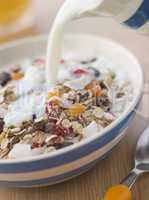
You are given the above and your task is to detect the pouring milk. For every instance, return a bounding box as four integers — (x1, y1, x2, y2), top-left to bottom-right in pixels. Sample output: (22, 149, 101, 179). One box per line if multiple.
(46, 0, 149, 85)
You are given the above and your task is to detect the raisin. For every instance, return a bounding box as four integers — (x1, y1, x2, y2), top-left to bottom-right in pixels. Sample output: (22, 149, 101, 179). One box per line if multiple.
(0, 72, 11, 86)
(81, 57, 97, 65)
(32, 114, 37, 121)
(0, 118, 4, 133)
(33, 120, 46, 131)
(88, 67, 100, 77)
(100, 81, 108, 89)
(45, 122, 56, 133)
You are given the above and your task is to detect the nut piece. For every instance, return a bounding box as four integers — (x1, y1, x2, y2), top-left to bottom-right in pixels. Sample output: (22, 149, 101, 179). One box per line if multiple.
(93, 107, 104, 118)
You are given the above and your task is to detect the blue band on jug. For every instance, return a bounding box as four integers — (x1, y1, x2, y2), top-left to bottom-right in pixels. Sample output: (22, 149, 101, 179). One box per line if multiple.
(123, 0, 149, 29)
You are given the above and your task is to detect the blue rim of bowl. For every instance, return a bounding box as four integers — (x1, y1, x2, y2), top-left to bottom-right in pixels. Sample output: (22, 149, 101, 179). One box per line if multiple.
(0, 33, 144, 164)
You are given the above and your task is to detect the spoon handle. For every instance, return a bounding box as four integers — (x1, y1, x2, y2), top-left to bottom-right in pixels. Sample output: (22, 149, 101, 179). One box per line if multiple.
(121, 169, 140, 189)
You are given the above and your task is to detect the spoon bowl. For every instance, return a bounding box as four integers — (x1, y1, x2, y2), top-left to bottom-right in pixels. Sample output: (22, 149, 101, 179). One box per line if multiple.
(122, 126, 149, 188)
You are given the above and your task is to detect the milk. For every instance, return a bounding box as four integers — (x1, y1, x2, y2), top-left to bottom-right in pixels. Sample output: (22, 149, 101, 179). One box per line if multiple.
(46, 0, 148, 85)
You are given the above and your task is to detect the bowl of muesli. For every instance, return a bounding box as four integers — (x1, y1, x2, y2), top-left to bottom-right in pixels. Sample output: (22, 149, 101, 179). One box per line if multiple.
(0, 34, 143, 187)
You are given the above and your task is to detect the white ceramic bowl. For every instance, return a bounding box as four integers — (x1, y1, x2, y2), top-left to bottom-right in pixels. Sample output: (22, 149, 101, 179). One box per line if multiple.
(0, 34, 143, 187)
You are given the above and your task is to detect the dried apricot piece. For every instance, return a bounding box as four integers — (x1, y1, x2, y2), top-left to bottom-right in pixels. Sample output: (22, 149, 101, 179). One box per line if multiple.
(104, 185, 132, 200)
(11, 71, 24, 80)
(68, 103, 86, 117)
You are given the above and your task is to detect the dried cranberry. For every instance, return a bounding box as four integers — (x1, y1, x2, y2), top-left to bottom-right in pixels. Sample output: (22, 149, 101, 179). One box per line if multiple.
(31, 142, 40, 149)
(60, 59, 65, 64)
(31, 142, 45, 149)
(72, 68, 89, 78)
(33, 58, 45, 66)
(54, 125, 72, 137)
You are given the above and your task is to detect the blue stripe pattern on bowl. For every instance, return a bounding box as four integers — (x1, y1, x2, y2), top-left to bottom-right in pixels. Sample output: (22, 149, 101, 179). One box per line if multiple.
(0, 98, 141, 188)
(123, 0, 149, 29)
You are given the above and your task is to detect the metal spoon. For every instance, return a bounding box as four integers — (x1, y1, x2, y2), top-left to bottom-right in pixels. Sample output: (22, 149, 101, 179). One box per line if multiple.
(121, 126, 149, 188)
(103, 126, 149, 200)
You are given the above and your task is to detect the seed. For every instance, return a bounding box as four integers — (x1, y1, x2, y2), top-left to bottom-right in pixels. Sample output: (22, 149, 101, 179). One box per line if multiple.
(3, 87, 16, 102)
(71, 121, 83, 134)
(61, 119, 71, 128)
(23, 134, 32, 140)
(0, 148, 9, 159)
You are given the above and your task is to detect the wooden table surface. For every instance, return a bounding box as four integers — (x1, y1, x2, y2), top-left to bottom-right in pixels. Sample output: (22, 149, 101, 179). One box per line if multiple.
(0, 18, 149, 200)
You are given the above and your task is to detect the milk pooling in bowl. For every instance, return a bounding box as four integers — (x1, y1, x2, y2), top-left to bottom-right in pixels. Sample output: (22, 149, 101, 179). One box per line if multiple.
(46, 0, 104, 85)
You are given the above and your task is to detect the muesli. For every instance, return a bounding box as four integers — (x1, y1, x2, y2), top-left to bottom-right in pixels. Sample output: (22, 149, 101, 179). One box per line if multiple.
(0, 56, 133, 159)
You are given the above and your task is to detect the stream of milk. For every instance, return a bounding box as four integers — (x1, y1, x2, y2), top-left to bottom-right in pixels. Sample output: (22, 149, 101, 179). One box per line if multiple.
(46, 0, 104, 86)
